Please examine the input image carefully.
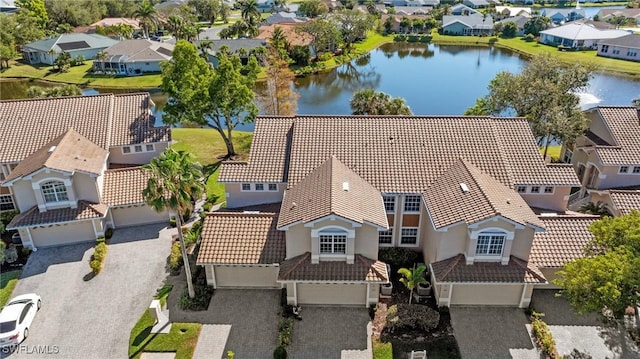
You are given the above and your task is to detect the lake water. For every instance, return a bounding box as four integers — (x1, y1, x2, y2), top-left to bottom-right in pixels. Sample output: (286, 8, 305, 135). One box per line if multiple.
(1, 42, 638, 132)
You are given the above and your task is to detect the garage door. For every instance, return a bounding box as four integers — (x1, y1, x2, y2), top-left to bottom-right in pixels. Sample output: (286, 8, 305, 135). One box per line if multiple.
(214, 266, 279, 288)
(297, 283, 367, 306)
(31, 220, 95, 248)
(111, 206, 167, 228)
(450, 284, 523, 306)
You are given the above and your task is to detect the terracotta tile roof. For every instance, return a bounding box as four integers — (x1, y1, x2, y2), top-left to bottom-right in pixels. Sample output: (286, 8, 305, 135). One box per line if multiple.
(609, 190, 640, 216)
(591, 107, 640, 165)
(430, 254, 546, 283)
(277, 156, 388, 229)
(424, 159, 544, 229)
(7, 201, 108, 229)
(278, 252, 389, 282)
(102, 167, 151, 206)
(196, 211, 286, 265)
(530, 215, 599, 268)
(219, 116, 579, 192)
(0, 93, 170, 163)
(4, 129, 108, 183)
(256, 24, 313, 47)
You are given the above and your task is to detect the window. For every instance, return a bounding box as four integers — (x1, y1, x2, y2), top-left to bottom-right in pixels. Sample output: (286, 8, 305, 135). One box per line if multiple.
(544, 186, 554, 194)
(134, 145, 143, 153)
(0, 195, 15, 211)
(255, 183, 264, 191)
(577, 164, 586, 182)
(601, 44, 609, 53)
(379, 228, 393, 245)
(633, 166, 640, 174)
(241, 183, 251, 191)
(475, 232, 505, 256)
(319, 231, 347, 254)
(383, 195, 396, 212)
(620, 166, 629, 174)
(530, 186, 540, 193)
(562, 149, 573, 163)
(516, 185, 526, 193)
(627, 50, 637, 57)
(146, 144, 154, 151)
(268, 183, 277, 191)
(41, 181, 68, 203)
(400, 227, 418, 245)
(403, 195, 421, 212)
(122, 147, 131, 154)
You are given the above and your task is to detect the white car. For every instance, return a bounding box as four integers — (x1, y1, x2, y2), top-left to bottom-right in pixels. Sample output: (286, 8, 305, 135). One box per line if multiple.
(0, 294, 41, 348)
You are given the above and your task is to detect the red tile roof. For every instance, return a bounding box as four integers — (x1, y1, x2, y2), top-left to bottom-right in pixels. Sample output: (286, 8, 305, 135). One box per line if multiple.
(430, 254, 546, 283)
(530, 215, 599, 268)
(101, 166, 152, 206)
(609, 190, 640, 216)
(7, 201, 108, 228)
(591, 107, 640, 165)
(278, 252, 389, 282)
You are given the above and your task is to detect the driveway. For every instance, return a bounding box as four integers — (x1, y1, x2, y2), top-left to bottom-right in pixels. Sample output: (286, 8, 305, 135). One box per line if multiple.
(1, 224, 172, 359)
(289, 306, 371, 359)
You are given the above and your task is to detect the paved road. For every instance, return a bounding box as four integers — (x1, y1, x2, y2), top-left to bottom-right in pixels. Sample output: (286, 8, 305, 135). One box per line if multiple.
(1, 224, 172, 359)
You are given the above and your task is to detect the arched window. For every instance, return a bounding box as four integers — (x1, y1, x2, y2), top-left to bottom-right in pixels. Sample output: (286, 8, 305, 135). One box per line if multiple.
(319, 228, 347, 255)
(41, 181, 69, 203)
(475, 230, 506, 257)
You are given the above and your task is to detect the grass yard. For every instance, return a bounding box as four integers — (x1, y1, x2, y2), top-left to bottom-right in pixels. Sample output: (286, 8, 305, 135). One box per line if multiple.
(542, 145, 562, 161)
(373, 339, 393, 359)
(0, 60, 162, 89)
(171, 128, 253, 204)
(0, 270, 22, 307)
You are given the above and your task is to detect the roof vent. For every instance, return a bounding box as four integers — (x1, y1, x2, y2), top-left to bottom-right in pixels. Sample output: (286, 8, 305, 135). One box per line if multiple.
(506, 198, 511, 204)
(48, 146, 57, 153)
(342, 182, 349, 191)
(540, 212, 558, 217)
(290, 202, 297, 210)
(460, 183, 470, 193)
(243, 211, 260, 214)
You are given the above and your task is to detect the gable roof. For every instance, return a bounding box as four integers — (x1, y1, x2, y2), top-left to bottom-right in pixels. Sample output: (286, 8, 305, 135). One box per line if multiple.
(7, 201, 108, 229)
(23, 33, 119, 53)
(541, 8, 585, 19)
(102, 39, 174, 62)
(424, 159, 544, 230)
(540, 22, 628, 40)
(277, 156, 388, 229)
(495, 6, 531, 17)
(101, 166, 152, 206)
(265, 11, 309, 24)
(219, 116, 580, 192)
(497, 15, 529, 27)
(90, 17, 140, 29)
(599, 34, 640, 48)
(530, 215, 599, 268)
(589, 106, 640, 165)
(596, 8, 640, 20)
(278, 252, 389, 282)
(0, 93, 170, 163)
(4, 129, 108, 183)
(430, 254, 547, 283)
(197, 211, 286, 265)
(257, 23, 313, 47)
(443, 14, 493, 29)
(200, 39, 267, 54)
(609, 190, 640, 216)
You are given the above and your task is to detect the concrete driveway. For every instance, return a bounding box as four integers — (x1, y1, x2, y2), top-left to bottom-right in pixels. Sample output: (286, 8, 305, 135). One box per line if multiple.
(1, 224, 172, 359)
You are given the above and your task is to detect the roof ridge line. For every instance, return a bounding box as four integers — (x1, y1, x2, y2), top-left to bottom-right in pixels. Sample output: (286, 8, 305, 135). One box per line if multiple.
(105, 94, 115, 148)
(358, 254, 386, 280)
(511, 256, 546, 282)
(104, 166, 144, 172)
(439, 254, 464, 281)
(461, 159, 502, 218)
(280, 252, 310, 280)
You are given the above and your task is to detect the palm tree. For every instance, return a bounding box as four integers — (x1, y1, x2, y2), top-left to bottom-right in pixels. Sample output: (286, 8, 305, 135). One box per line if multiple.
(579, 201, 612, 216)
(95, 50, 109, 72)
(134, 0, 158, 39)
(398, 264, 427, 304)
(198, 40, 215, 60)
(167, 15, 186, 40)
(142, 148, 204, 298)
(270, 26, 289, 51)
(239, 0, 260, 22)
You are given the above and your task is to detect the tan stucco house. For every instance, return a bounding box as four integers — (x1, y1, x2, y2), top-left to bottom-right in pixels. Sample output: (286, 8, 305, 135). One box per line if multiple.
(0, 93, 171, 249)
(197, 115, 591, 307)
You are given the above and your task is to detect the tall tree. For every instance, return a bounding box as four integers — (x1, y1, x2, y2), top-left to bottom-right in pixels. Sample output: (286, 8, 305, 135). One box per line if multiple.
(142, 148, 204, 299)
(239, 0, 259, 21)
(523, 15, 551, 36)
(398, 265, 428, 304)
(350, 89, 412, 115)
(298, 18, 341, 55)
(258, 48, 299, 116)
(161, 40, 259, 158)
(134, 0, 158, 39)
(554, 210, 640, 318)
(16, 0, 48, 29)
(332, 9, 374, 50)
(298, 0, 328, 18)
(467, 54, 592, 157)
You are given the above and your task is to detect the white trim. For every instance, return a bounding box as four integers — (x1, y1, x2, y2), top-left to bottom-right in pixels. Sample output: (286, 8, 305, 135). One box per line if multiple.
(399, 226, 419, 247)
(447, 283, 453, 307)
(311, 225, 356, 238)
(120, 143, 155, 155)
(518, 283, 530, 308)
(305, 214, 362, 228)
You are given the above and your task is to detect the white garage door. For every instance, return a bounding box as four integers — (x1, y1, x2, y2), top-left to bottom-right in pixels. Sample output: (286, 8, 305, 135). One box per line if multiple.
(31, 220, 95, 248)
(111, 206, 167, 228)
(214, 266, 279, 288)
(297, 283, 367, 305)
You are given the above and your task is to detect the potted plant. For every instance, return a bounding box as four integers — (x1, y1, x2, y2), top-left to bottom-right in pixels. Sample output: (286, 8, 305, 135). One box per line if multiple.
(381, 282, 393, 296)
(417, 281, 432, 296)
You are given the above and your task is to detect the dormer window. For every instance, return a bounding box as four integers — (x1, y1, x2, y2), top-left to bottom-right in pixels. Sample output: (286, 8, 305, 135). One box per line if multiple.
(475, 231, 505, 257)
(41, 181, 69, 203)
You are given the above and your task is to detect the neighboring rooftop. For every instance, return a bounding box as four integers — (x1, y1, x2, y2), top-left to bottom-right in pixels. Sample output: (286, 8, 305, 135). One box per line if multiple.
(590, 106, 640, 165)
(278, 252, 389, 282)
(7, 201, 108, 229)
(100, 39, 174, 62)
(0, 93, 170, 163)
(277, 156, 388, 229)
(256, 23, 313, 47)
(90, 17, 140, 29)
(599, 34, 640, 48)
(200, 39, 266, 55)
(22, 33, 119, 53)
(430, 254, 547, 283)
(101, 167, 152, 207)
(609, 190, 640, 216)
(540, 22, 628, 40)
(264, 11, 309, 24)
(443, 14, 494, 29)
(530, 215, 599, 268)
(197, 212, 286, 265)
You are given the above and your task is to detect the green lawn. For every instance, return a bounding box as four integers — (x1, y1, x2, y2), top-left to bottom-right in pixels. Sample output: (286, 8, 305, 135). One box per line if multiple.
(430, 33, 640, 78)
(373, 339, 393, 359)
(0, 270, 22, 307)
(0, 60, 162, 89)
(542, 145, 562, 161)
(171, 128, 253, 204)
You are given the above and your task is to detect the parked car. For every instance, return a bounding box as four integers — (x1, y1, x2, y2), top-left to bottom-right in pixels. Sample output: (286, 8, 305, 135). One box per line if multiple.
(0, 294, 41, 348)
(11, 232, 21, 246)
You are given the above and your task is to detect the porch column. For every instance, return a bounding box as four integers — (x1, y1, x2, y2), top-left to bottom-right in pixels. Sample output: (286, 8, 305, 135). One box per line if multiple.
(24, 227, 37, 251)
(518, 283, 530, 308)
(293, 282, 297, 306)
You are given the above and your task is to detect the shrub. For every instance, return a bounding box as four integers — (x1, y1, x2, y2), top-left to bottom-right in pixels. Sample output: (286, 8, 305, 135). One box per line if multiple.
(386, 304, 440, 332)
(0, 210, 18, 224)
(202, 202, 212, 212)
(93, 242, 107, 262)
(318, 52, 332, 62)
(523, 34, 535, 42)
(0, 242, 6, 264)
(178, 285, 214, 311)
(278, 317, 294, 346)
(4, 246, 18, 264)
(104, 228, 114, 239)
(273, 346, 288, 359)
(191, 221, 202, 235)
(96, 237, 106, 244)
(90, 259, 102, 274)
(169, 216, 177, 227)
(379, 247, 418, 270)
(531, 318, 557, 358)
(169, 241, 183, 272)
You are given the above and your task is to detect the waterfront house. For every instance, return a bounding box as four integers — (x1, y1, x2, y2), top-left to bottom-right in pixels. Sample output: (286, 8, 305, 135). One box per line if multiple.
(199, 39, 267, 67)
(74, 17, 141, 34)
(450, 3, 479, 16)
(92, 39, 174, 75)
(0, 94, 171, 249)
(541, 8, 585, 24)
(22, 33, 120, 65)
(264, 11, 308, 25)
(463, 0, 491, 9)
(496, 15, 529, 36)
(539, 22, 629, 49)
(257, 23, 316, 55)
(442, 14, 494, 36)
(595, 8, 640, 25)
(494, 6, 531, 20)
(597, 34, 640, 62)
